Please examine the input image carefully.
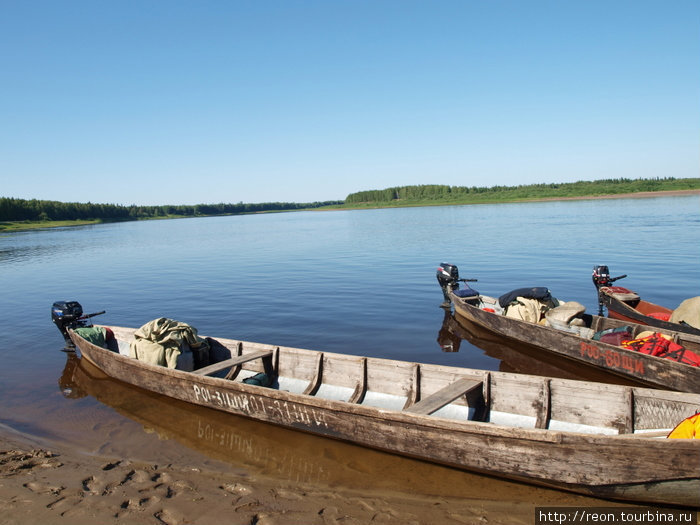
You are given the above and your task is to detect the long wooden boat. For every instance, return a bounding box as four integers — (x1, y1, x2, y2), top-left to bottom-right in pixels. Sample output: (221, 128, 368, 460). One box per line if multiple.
(65, 354, 610, 510)
(69, 324, 700, 507)
(448, 289, 700, 394)
(593, 265, 700, 337)
(436, 262, 700, 393)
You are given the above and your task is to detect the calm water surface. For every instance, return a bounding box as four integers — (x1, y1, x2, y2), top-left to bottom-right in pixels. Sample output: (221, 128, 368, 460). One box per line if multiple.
(1, 195, 698, 514)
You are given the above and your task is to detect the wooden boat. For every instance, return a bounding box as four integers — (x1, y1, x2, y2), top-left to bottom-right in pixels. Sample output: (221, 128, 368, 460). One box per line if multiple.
(69, 323, 700, 507)
(64, 353, 612, 510)
(450, 292, 700, 394)
(593, 265, 700, 337)
(437, 264, 700, 394)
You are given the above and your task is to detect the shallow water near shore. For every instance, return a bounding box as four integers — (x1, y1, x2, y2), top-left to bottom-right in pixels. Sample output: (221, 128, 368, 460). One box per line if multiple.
(1, 195, 698, 517)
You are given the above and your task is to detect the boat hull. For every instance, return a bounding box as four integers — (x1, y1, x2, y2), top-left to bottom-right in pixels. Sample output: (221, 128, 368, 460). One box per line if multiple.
(70, 327, 700, 507)
(451, 295, 700, 394)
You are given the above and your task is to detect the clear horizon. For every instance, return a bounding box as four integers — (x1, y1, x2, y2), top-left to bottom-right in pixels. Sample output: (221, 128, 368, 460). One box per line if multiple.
(2, 1, 698, 206)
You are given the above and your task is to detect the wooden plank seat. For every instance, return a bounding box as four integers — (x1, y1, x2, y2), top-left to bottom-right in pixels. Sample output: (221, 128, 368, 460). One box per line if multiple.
(404, 377, 482, 415)
(193, 350, 273, 376)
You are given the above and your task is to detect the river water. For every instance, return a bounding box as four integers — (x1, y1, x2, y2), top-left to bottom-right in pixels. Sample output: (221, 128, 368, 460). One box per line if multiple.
(1, 194, 698, 516)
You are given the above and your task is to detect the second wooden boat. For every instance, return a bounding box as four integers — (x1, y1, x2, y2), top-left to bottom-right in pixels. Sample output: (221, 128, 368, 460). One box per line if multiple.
(437, 263, 700, 393)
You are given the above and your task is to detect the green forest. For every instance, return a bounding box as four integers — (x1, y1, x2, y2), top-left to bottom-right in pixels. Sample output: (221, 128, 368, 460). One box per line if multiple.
(0, 199, 342, 229)
(343, 177, 700, 206)
(2, 177, 698, 231)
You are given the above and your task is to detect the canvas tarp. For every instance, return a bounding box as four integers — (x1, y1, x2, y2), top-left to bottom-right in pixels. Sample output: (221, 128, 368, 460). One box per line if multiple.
(670, 296, 700, 330)
(73, 326, 108, 348)
(130, 317, 209, 368)
(504, 297, 553, 324)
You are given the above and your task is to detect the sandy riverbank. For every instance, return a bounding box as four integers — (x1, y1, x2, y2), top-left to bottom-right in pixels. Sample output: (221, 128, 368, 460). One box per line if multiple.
(1, 421, 624, 525)
(6, 433, 465, 525)
(0, 431, 507, 525)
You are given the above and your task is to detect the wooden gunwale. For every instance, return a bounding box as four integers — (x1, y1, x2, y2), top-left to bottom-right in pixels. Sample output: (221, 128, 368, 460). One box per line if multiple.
(451, 294, 700, 393)
(70, 327, 700, 507)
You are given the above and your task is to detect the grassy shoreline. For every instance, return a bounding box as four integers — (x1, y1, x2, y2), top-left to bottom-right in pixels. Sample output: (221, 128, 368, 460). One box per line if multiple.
(2, 188, 698, 233)
(0, 219, 104, 232)
(317, 188, 700, 211)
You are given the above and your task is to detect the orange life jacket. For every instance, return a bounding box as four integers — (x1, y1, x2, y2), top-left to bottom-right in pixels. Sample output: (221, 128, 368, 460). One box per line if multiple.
(668, 413, 700, 439)
(622, 333, 700, 367)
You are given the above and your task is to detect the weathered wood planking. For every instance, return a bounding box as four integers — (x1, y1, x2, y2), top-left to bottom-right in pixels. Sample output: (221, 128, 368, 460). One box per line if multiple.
(71, 326, 700, 507)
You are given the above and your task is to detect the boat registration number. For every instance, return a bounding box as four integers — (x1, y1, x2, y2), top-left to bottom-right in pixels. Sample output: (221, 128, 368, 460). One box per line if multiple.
(579, 342, 645, 375)
(192, 384, 329, 428)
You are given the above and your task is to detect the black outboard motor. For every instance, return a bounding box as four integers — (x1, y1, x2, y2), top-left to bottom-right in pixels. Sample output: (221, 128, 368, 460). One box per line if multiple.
(51, 301, 105, 347)
(592, 265, 612, 288)
(437, 263, 477, 307)
(592, 265, 628, 290)
(592, 265, 627, 315)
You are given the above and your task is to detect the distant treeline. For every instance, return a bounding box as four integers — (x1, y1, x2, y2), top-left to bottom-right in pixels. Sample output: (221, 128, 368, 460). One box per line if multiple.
(3, 177, 698, 224)
(0, 198, 342, 222)
(344, 177, 700, 204)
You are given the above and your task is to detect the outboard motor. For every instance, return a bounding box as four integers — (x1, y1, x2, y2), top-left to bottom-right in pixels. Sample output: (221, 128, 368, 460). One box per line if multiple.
(592, 265, 627, 315)
(592, 265, 612, 288)
(592, 265, 628, 290)
(437, 263, 477, 307)
(51, 301, 105, 347)
(437, 262, 460, 301)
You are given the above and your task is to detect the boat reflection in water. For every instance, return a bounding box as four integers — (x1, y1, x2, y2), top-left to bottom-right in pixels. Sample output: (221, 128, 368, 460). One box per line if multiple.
(60, 353, 610, 516)
(438, 310, 637, 386)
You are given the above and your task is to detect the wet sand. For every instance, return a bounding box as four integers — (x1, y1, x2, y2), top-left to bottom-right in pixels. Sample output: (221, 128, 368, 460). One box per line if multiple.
(2, 431, 459, 525)
(1, 427, 613, 525)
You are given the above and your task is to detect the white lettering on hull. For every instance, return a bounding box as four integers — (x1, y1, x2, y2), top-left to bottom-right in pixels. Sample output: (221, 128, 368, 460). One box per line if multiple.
(192, 385, 328, 428)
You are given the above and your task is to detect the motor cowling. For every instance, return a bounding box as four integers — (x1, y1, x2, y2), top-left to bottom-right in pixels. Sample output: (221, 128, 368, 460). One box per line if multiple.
(592, 265, 611, 289)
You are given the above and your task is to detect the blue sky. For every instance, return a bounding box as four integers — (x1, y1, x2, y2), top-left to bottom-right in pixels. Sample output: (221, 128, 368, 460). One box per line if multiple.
(1, 1, 698, 205)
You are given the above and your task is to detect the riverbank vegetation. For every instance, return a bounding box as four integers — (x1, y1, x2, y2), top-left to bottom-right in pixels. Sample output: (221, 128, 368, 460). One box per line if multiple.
(0, 200, 342, 231)
(1, 177, 698, 232)
(338, 177, 700, 208)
